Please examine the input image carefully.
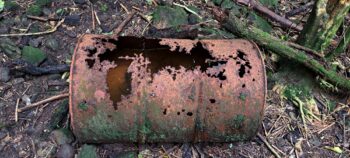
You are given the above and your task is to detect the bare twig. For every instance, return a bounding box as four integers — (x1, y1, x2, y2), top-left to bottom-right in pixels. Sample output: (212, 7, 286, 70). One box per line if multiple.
(112, 11, 136, 37)
(27, 15, 60, 22)
(94, 11, 101, 26)
(236, 0, 303, 31)
(257, 133, 282, 158)
(18, 93, 69, 112)
(173, 2, 202, 19)
(15, 98, 20, 122)
(118, 1, 130, 14)
(317, 122, 335, 134)
(0, 19, 65, 37)
(91, 4, 96, 31)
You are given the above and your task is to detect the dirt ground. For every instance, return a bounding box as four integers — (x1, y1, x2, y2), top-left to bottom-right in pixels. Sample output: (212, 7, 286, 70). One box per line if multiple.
(0, 0, 349, 157)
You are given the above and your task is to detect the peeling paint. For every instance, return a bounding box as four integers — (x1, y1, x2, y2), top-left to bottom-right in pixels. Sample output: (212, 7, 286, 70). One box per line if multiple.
(69, 35, 266, 143)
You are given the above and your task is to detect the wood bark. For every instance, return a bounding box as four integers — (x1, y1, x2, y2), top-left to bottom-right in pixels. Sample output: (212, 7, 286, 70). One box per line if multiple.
(297, 0, 350, 52)
(212, 9, 350, 91)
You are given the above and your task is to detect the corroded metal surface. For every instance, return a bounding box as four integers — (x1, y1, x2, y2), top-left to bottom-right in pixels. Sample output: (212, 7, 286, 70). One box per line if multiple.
(69, 35, 266, 143)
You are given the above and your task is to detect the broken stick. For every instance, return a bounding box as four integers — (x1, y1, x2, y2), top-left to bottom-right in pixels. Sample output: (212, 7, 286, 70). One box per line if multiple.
(18, 93, 69, 112)
(112, 11, 136, 38)
(236, 0, 303, 31)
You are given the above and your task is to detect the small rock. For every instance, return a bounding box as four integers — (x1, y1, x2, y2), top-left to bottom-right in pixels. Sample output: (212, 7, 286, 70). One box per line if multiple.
(21, 46, 47, 66)
(78, 144, 98, 158)
(64, 14, 81, 26)
(21, 95, 31, 105)
(45, 38, 59, 51)
(0, 38, 21, 59)
(42, 8, 52, 16)
(158, 0, 173, 5)
(56, 144, 74, 158)
(74, 0, 86, 4)
(65, 30, 77, 38)
(0, 67, 10, 83)
(0, 130, 7, 140)
(0, 25, 9, 34)
(29, 37, 43, 47)
(51, 128, 74, 145)
(188, 14, 199, 25)
(11, 78, 25, 85)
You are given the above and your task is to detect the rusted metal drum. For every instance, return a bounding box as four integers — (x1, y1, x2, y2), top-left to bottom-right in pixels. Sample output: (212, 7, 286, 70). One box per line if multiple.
(69, 35, 266, 143)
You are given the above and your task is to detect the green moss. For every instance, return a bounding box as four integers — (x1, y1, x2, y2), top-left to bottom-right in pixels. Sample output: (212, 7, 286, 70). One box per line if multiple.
(239, 92, 247, 101)
(82, 109, 138, 142)
(99, 3, 108, 12)
(21, 46, 47, 66)
(49, 99, 69, 130)
(27, 5, 42, 16)
(230, 114, 245, 129)
(78, 102, 88, 111)
(4, 1, 20, 11)
(78, 144, 98, 158)
(223, 13, 350, 90)
(152, 6, 188, 29)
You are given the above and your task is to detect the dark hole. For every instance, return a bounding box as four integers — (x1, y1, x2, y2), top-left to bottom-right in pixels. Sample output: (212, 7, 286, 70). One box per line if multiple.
(242, 84, 246, 88)
(209, 99, 216, 103)
(187, 112, 193, 116)
(163, 108, 167, 115)
(85, 59, 95, 68)
(182, 109, 185, 112)
(86, 46, 97, 57)
(245, 62, 252, 69)
(220, 83, 223, 88)
(177, 112, 181, 115)
(237, 50, 246, 61)
(239, 65, 246, 78)
(217, 70, 227, 80)
(99, 37, 217, 110)
(253, 78, 256, 81)
(107, 115, 112, 118)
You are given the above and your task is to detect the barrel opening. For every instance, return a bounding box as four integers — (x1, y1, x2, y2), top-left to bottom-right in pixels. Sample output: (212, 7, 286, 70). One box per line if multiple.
(96, 37, 219, 110)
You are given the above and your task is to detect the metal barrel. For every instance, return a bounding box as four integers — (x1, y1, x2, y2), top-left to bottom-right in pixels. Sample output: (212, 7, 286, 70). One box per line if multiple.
(69, 35, 266, 143)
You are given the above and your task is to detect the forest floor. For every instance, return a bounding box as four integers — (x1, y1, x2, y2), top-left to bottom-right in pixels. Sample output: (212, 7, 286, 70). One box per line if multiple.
(0, 0, 349, 157)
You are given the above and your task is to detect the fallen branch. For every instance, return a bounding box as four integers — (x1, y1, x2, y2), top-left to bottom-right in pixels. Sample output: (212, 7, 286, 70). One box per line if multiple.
(285, 2, 314, 18)
(17, 93, 69, 112)
(236, 0, 303, 31)
(27, 15, 60, 22)
(9, 59, 70, 75)
(213, 9, 350, 91)
(0, 19, 65, 37)
(257, 133, 282, 158)
(112, 11, 136, 38)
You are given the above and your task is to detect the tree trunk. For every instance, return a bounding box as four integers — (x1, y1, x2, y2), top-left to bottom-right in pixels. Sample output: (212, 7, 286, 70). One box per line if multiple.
(325, 26, 350, 60)
(212, 10, 350, 91)
(297, 0, 350, 52)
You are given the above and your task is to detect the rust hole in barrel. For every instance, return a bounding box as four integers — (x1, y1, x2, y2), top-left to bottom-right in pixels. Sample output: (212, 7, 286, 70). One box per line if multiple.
(97, 37, 223, 110)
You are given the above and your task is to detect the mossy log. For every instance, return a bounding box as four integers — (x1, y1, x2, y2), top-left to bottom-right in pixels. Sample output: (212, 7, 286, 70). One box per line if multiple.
(325, 26, 350, 60)
(297, 0, 350, 52)
(215, 11, 350, 91)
